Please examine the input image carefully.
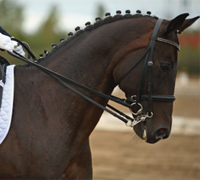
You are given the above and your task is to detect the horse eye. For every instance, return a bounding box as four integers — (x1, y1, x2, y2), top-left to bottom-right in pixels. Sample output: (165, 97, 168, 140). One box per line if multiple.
(160, 62, 171, 72)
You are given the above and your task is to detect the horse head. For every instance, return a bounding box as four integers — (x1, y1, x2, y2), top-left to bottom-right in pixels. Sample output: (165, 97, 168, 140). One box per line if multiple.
(112, 13, 199, 143)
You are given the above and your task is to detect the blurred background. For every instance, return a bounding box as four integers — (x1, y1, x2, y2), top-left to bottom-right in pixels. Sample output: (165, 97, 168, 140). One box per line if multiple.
(0, 0, 199, 179)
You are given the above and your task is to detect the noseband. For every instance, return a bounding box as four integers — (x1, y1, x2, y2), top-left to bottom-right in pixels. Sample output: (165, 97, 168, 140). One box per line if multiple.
(9, 18, 179, 128)
(118, 19, 178, 125)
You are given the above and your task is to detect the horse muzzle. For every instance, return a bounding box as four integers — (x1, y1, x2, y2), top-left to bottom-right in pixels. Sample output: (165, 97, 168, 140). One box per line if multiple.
(133, 120, 171, 144)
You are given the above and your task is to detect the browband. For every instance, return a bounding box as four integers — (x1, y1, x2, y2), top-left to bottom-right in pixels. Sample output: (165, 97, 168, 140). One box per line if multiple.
(157, 37, 180, 51)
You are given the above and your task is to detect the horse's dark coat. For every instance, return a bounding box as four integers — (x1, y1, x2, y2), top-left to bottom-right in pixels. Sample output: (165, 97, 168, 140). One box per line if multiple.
(0, 11, 198, 179)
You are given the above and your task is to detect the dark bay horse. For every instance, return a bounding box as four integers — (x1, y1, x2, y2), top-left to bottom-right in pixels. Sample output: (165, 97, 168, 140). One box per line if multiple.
(0, 11, 199, 179)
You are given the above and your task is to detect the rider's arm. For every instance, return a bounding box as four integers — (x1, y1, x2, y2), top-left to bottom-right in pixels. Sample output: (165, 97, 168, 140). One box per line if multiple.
(0, 26, 25, 56)
(0, 32, 14, 52)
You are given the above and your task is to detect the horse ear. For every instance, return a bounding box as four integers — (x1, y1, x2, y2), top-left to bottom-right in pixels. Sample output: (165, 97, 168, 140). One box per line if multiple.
(177, 16, 200, 34)
(164, 13, 189, 35)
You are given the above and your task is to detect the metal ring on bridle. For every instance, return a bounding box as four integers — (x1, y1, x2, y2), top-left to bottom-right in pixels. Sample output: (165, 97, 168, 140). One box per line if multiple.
(130, 102, 143, 116)
(146, 112, 153, 118)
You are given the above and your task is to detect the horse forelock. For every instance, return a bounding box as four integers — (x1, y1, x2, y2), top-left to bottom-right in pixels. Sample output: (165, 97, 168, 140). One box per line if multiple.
(36, 10, 158, 63)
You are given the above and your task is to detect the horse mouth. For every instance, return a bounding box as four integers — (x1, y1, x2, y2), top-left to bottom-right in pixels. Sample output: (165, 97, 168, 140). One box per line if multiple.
(133, 122, 170, 144)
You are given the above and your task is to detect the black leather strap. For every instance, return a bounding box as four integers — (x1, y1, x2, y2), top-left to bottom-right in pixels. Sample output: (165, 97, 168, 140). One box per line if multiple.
(130, 94, 176, 102)
(137, 19, 164, 113)
(8, 44, 135, 124)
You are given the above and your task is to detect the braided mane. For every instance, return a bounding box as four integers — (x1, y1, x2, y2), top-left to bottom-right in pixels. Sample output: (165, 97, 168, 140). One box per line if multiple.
(39, 10, 158, 61)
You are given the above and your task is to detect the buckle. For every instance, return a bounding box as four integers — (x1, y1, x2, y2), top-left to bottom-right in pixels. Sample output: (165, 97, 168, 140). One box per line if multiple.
(130, 102, 143, 116)
(126, 112, 153, 127)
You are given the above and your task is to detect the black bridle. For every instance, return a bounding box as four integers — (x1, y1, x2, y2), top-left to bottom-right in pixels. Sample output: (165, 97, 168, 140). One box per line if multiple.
(8, 18, 178, 127)
(118, 19, 178, 125)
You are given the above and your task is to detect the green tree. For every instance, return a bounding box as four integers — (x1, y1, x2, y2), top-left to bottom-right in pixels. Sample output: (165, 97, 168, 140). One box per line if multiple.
(96, 4, 105, 19)
(28, 5, 66, 57)
(0, 0, 24, 38)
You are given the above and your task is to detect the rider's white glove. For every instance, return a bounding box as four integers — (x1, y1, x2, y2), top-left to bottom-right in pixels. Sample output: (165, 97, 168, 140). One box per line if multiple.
(12, 41, 25, 56)
(0, 32, 14, 52)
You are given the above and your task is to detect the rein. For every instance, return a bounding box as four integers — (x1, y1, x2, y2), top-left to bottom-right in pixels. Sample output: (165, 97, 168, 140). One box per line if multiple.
(8, 18, 178, 127)
(9, 38, 136, 125)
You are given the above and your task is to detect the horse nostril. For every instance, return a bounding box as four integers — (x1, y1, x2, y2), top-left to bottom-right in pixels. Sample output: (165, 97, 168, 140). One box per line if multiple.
(154, 128, 169, 140)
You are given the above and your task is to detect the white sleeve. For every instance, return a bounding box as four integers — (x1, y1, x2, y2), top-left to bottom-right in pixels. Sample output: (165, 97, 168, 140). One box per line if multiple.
(0, 32, 14, 52)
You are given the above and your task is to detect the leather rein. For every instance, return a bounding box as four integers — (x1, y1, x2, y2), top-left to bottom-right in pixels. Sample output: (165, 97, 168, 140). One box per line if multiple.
(8, 18, 179, 127)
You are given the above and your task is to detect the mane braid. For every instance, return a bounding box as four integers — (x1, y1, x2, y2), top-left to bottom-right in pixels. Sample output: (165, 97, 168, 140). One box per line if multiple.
(36, 11, 158, 63)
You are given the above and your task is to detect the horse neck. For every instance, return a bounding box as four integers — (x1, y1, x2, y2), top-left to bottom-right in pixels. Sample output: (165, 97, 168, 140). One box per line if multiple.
(40, 17, 154, 93)
(40, 35, 116, 94)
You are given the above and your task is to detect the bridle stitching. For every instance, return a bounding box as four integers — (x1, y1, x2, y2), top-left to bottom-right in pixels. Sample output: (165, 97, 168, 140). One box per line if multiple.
(157, 37, 180, 51)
